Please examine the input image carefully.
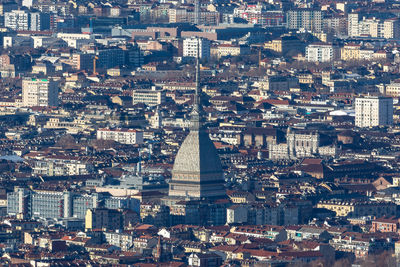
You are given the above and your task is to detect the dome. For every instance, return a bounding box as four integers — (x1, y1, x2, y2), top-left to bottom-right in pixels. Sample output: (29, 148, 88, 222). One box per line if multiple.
(172, 129, 223, 175)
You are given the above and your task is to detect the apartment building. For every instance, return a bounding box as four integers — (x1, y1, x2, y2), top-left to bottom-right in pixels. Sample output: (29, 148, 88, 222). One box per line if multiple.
(341, 44, 361, 61)
(264, 35, 302, 54)
(233, 5, 284, 27)
(214, 44, 250, 59)
(305, 43, 339, 62)
(355, 96, 393, 128)
(286, 9, 323, 32)
(183, 37, 211, 59)
(169, 8, 219, 25)
(378, 82, 400, 97)
(85, 208, 123, 231)
(96, 128, 144, 145)
(33, 158, 94, 176)
(4, 10, 50, 31)
(7, 188, 138, 220)
(348, 13, 400, 39)
(22, 78, 58, 107)
(317, 200, 396, 217)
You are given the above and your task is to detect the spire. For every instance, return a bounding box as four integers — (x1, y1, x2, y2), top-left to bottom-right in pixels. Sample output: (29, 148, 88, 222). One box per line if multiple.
(190, 38, 202, 131)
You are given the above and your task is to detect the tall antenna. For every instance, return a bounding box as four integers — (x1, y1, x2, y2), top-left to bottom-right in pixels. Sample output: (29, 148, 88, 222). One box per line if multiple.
(190, 38, 202, 130)
(195, 0, 200, 25)
(195, 38, 200, 109)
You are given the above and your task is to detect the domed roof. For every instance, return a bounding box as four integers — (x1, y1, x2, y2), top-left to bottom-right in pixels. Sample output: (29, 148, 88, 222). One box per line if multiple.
(172, 129, 223, 175)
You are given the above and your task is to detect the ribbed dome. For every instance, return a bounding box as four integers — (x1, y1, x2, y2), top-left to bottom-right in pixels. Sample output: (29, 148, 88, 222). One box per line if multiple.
(172, 129, 223, 175)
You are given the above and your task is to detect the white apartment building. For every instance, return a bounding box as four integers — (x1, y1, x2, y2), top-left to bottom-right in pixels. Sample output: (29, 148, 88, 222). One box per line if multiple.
(355, 96, 393, 128)
(22, 78, 58, 107)
(5, 10, 29, 31)
(348, 13, 400, 39)
(97, 128, 144, 145)
(132, 89, 166, 106)
(305, 43, 339, 62)
(183, 37, 211, 59)
(4, 10, 49, 31)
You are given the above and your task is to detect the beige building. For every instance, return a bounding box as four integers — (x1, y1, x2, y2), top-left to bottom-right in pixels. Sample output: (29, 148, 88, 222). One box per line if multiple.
(214, 44, 250, 59)
(341, 44, 361, 61)
(378, 83, 400, 98)
(317, 200, 396, 217)
(22, 78, 58, 107)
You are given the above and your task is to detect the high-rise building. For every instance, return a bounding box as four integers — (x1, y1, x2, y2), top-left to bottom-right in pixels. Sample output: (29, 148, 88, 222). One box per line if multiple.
(22, 78, 58, 107)
(30, 12, 50, 31)
(4, 10, 50, 31)
(5, 10, 29, 31)
(347, 13, 359, 37)
(286, 9, 323, 32)
(355, 96, 393, 128)
(183, 37, 210, 59)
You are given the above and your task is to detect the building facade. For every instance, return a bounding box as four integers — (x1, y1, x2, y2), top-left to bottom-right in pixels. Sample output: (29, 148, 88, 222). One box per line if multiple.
(132, 89, 166, 106)
(305, 43, 339, 62)
(5, 10, 50, 31)
(286, 9, 323, 32)
(22, 78, 58, 107)
(96, 129, 144, 145)
(183, 37, 211, 59)
(7, 188, 139, 220)
(355, 96, 393, 128)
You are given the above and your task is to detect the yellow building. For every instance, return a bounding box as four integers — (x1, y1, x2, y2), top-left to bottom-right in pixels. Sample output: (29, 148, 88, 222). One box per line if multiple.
(341, 44, 361, 61)
(264, 35, 302, 54)
(265, 39, 283, 53)
(317, 200, 396, 217)
(298, 73, 314, 84)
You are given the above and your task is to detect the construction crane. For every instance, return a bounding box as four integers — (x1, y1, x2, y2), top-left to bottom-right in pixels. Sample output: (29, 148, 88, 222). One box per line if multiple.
(93, 56, 99, 75)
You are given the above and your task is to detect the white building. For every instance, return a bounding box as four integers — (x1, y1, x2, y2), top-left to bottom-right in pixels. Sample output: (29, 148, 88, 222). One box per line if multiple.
(347, 13, 400, 39)
(355, 96, 393, 128)
(4, 10, 29, 31)
(305, 43, 339, 62)
(97, 128, 144, 145)
(183, 37, 211, 59)
(33, 159, 94, 176)
(4, 10, 50, 31)
(132, 89, 166, 106)
(22, 78, 58, 107)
